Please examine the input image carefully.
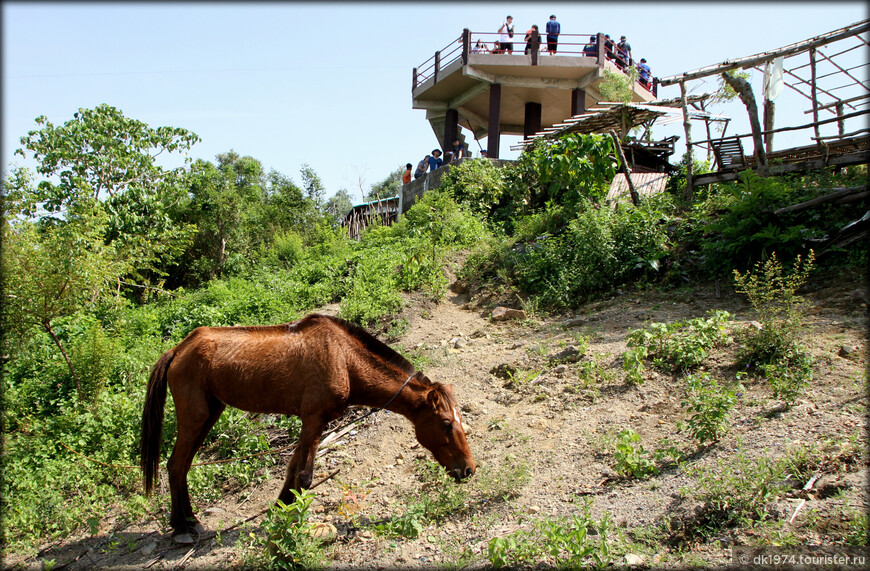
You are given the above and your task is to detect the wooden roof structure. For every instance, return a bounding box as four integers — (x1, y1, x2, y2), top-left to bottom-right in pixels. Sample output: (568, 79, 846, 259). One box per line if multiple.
(658, 18, 869, 196)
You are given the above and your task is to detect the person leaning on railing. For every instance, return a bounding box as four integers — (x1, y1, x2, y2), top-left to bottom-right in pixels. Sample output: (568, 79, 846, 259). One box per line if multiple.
(524, 25, 539, 55)
(637, 58, 651, 89)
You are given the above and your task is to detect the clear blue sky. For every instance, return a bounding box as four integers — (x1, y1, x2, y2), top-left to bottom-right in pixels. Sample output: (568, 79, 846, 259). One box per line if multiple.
(3, 2, 867, 202)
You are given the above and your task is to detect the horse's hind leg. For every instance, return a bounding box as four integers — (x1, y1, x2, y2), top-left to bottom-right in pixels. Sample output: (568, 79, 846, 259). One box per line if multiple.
(167, 392, 225, 542)
(278, 416, 326, 504)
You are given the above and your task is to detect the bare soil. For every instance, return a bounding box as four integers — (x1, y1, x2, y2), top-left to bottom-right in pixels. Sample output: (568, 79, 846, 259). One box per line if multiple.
(10, 269, 868, 570)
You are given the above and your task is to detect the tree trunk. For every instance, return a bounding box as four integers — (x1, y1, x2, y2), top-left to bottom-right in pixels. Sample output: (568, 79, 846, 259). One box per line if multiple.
(44, 321, 83, 401)
(722, 72, 769, 175)
(609, 130, 640, 206)
(763, 99, 775, 154)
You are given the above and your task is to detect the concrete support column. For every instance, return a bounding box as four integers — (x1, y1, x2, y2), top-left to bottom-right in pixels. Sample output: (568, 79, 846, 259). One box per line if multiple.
(443, 108, 459, 151)
(524, 102, 542, 139)
(571, 88, 586, 117)
(487, 84, 502, 158)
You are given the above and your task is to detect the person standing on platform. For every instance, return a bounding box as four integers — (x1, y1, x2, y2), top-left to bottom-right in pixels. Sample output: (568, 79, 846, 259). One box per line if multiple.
(402, 163, 412, 185)
(545, 15, 560, 55)
(428, 149, 443, 171)
(617, 35, 632, 69)
(637, 58, 652, 89)
(448, 138, 465, 163)
(583, 35, 597, 57)
(497, 15, 514, 54)
(414, 156, 429, 179)
(524, 24, 539, 55)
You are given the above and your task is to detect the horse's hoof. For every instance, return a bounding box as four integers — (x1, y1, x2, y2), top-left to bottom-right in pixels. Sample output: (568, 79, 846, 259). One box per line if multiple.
(172, 523, 204, 544)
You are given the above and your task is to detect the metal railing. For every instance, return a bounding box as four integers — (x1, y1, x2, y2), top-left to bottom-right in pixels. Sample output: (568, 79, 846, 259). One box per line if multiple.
(413, 29, 657, 97)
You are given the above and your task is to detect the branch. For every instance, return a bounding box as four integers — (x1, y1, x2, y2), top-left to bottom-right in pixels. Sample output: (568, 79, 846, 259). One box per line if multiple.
(774, 185, 868, 214)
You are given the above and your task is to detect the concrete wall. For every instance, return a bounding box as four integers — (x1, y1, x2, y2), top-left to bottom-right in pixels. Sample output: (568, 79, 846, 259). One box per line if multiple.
(399, 158, 514, 214)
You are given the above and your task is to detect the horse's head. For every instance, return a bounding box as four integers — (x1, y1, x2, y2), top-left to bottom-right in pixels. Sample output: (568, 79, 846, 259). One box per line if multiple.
(412, 382, 476, 482)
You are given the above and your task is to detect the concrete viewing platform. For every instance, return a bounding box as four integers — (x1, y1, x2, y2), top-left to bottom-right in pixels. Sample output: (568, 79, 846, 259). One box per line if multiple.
(412, 30, 658, 157)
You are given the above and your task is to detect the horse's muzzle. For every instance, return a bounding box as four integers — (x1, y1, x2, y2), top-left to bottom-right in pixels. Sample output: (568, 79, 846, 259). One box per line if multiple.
(451, 465, 475, 482)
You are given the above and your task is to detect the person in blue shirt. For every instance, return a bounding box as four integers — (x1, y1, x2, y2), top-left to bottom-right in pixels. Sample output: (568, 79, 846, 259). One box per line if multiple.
(637, 58, 651, 87)
(428, 149, 443, 171)
(583, 35, 597, 57)
(545, 15, 560, 55)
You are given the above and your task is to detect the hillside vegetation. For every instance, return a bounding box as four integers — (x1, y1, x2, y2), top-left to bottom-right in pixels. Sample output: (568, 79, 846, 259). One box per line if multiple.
(1, 105, 866, 568)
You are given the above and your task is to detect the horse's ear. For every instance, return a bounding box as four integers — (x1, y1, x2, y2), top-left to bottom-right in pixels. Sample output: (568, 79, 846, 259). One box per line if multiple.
(426, 388, 441, 410)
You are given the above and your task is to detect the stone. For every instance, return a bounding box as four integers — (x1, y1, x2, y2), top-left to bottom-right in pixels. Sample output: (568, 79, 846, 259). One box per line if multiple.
(562, 316, 586, 327)
(141, 541, 157, 555)
(549, 345, 583, 363)
(625, 553, 645, 566)
(310, 522, 338, 542)
(204, 507, 225, 516)
(492, 306, 527, 321)
(554, 364, 569, 374)
(838, 344, 856, 358)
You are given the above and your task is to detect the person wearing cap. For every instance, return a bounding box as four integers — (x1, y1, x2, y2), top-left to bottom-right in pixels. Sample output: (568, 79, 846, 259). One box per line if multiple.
(428, 149, 443, 171)
(637, 58, 651, 88)
(617, 36, 632, 69)
(545, 14, 560, 55)
(583, 35, 597, 57)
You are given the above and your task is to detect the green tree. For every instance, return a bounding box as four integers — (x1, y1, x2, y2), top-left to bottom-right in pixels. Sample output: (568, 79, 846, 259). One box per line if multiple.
(324, 188, 354, 226)
(2, 206, 122, 400)
(10, 104, 200, 284)
(300, 163, 326, 206)
(365, 165, 404, 202)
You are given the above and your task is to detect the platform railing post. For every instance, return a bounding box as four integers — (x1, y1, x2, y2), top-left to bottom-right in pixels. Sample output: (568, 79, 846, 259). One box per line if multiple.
(434, 51, 440, 84)
(462, 29, 470, 65)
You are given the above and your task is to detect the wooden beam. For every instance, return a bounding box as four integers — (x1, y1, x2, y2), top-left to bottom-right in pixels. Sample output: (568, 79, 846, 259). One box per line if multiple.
(659, 19, 870, 86)
(810, 48, 820, 142)
(774, 186, 869, 215)
(680, 81, 694, 201)
(488, 83, 502, 158)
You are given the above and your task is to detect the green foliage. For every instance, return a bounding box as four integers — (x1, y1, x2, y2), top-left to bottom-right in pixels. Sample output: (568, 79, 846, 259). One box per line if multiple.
(734, 251, 815, 405)
(10, 104, 199, 280)
(520, 132, 619, 209)
(506, 198, 672, 309)
(487, 498, 616, 569)
(680, 445, 791, 537)
(439, 158, 508, 221)
(679, 372, 741, 446)
(623, 310, 732, 379)
(599, 68, 640, 104)
(260, 490, 326, 570)
(613, 429, 658, 478)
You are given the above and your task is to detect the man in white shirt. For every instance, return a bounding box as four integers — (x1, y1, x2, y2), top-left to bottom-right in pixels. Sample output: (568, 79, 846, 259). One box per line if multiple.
(497, 15, 514, 54)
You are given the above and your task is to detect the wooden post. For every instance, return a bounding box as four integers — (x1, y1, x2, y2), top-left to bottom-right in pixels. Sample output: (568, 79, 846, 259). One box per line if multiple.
(412, 67, 418, 91)
(609, 130, 639, 206)
(810, 48, 820, 143)
(524, 102, 542, 139)
(679, 80, 694, 202)
(444, 108, 459, 157)
(571, 88, 586, 117)
(701, 100, 713, 161)
(434, 51, 440, 84)
(763, 99, 775, 154)
(597, 33, 606, 67)
(836, 102, 845, 136)
(462, 29, 470, 65)
(531, 29, 539, 66)
(722, 71, 769, 176)
(488, 83, 502, 158)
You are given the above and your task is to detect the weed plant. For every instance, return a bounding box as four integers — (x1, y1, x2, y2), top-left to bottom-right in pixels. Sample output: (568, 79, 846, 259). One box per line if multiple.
(622, 310, 732, 382)
(487, 498, 617, 569)
(259, 489, 327, 570)
(679, 372, 741, 446)
(733, 251, 815, 405)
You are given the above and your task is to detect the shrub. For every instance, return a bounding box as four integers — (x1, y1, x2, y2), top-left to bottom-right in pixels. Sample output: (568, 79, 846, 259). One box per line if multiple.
(623, 310, 732, 377)
(679, 372, 741, 446)
(260, 490, 326, 570)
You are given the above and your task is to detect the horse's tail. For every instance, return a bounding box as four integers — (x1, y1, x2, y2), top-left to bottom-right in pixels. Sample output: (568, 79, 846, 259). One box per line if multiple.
(140, 349, 175, 496)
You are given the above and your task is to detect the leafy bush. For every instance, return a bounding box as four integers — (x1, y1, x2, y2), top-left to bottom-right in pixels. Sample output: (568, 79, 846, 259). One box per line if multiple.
(613, 429, 658, 478)
(734, 251, 815, 405)
(487, 498, 616, 569)
(260, 490, 326, 570)
(623, 310, 732, 378)
(679, 372, 741, 446)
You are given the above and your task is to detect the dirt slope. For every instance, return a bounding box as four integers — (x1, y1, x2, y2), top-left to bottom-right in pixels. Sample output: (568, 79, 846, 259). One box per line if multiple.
(14, 271, 868, 569)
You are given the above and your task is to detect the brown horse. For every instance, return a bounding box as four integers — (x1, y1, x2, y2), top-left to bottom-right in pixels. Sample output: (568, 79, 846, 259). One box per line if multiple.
(140, 313, 475, 542)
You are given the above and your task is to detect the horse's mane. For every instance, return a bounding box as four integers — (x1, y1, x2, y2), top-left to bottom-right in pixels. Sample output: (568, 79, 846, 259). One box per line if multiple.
(291, 314, 455, 402)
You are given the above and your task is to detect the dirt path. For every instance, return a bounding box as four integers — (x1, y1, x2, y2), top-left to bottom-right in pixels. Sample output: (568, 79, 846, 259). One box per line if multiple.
(16, 274, 868, 569)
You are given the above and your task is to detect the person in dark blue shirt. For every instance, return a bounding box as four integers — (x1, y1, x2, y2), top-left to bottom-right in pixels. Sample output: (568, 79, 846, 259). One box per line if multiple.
(428, 149, 443, 171)
(637, 58, 652, 88)
(583, 35, 597, 57)
(545, 15, 560, 55)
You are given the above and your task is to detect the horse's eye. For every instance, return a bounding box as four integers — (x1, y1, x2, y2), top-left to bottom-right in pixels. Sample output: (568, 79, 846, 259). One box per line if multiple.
(442, 419, 453, 431)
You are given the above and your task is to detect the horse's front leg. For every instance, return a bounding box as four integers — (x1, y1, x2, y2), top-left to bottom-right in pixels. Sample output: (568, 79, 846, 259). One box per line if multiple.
(278, 416, 326, 504)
